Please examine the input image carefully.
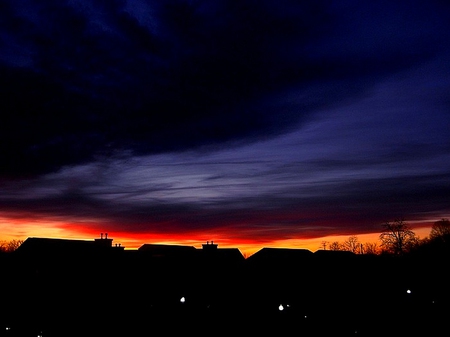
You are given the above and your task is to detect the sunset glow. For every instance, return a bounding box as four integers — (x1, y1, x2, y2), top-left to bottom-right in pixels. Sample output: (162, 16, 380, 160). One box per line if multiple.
(0, 214, 435, 257)
(0, 1, 449, 255)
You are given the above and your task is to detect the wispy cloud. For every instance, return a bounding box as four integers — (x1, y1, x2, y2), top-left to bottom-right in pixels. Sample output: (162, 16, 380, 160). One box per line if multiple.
(0, 1, 449, 251)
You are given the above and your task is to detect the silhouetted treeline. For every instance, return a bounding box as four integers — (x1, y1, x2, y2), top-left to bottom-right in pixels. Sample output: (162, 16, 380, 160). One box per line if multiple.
(1, 236, 449, 337)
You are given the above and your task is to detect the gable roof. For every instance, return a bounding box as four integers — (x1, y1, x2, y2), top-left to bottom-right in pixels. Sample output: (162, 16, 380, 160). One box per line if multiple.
(313, 249, 356, 259)
(15, 236, 123, 256)
(249, 247, 313, 258)
(137, 243, 197, 259)
(138, 243, 196, 252)
(246, 247, 313, 265)
(137, 243, 245, 265)
(16, 237, 94, 253)
(198, 247, 245, 262)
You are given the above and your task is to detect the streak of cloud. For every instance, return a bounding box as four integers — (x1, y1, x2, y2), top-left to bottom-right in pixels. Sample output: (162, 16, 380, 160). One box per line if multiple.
(0, 1, 449, 252)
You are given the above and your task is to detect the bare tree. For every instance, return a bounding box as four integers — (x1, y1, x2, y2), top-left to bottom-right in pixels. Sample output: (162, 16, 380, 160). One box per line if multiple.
(320, 241, 328, 250)
(0, 239, 24, 253)
(379, 219, 418, 255)
(363, 242, 380, 255)
(328, 241, 343, 251)
(429, 218, 450, 243)
(343, 236, 359, 253)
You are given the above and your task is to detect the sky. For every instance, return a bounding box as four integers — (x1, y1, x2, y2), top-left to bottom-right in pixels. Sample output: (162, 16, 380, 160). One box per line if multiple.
(1, 0, 450, 257)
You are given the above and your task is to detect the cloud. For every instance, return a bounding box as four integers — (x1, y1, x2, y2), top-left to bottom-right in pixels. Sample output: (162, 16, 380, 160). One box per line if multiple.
(1, 58, 449, 242)
(1, 0, 449, 178)
(0, 0, 449, 251)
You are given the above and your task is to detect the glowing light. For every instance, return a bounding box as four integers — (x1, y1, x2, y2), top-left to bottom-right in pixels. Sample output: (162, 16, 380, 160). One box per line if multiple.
(278, 304, 284, 311)
(180, 296, 186, 303)
(406, 289, 412, 294)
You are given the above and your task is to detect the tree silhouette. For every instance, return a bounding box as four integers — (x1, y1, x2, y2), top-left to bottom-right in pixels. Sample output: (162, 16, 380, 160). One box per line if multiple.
(0, 239, 24, 253)
(379, 219, 418, 255)
(343, 235, 359, 253)
(362, 242, 379, 255)
(328, 241, 342, 251)
(429, 218, 450, 243)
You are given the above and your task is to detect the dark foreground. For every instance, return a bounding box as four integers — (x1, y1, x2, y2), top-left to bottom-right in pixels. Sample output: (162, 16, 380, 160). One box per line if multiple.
(1, 250, 449, 336)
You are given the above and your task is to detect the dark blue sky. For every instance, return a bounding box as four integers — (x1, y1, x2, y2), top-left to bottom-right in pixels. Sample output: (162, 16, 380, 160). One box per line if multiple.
(1, 0, 449, 253)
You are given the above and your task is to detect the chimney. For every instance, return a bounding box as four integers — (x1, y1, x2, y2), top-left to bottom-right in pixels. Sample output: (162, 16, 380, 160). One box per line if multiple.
(202, 240, 218, 250)
(100, 233, 103, 239)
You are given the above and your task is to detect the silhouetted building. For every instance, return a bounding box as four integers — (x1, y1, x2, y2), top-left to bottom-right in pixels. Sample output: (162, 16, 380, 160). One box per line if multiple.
(15, 233, 125, 257)
(246, 247, 314, 266)
(137, 243, 197, 258)
(313, 249, 355, 259)
(202, 240, 218, 250)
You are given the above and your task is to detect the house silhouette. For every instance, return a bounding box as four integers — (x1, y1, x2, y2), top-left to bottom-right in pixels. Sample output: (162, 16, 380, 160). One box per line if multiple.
(3, 234, 448, 336)
(16, 233, 125, 257)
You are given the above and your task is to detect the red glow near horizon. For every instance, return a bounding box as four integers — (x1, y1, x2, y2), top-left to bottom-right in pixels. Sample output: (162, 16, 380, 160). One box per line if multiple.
(0, 213, 435, 257)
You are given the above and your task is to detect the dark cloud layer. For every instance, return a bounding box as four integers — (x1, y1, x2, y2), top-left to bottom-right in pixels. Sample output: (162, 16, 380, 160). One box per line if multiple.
(1, 1, 450, 250)
(2, 0, 449, 177)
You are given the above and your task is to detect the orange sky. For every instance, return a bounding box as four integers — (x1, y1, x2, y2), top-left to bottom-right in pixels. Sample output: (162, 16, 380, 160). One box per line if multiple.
(1, 0, 449, 265)
(0, 216, 433, 258)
